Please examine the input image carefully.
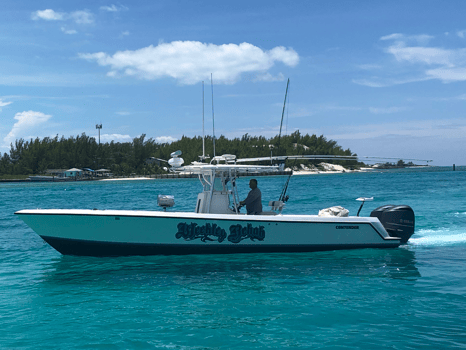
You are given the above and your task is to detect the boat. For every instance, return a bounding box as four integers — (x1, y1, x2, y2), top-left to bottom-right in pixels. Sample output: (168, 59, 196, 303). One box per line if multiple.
(15, 152, 417, 257)
(28, 175, 56, 182)
(28, 175, 73, 182)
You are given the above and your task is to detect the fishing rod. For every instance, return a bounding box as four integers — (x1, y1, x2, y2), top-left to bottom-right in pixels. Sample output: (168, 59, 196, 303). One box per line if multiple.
(279, 173, 291, 203)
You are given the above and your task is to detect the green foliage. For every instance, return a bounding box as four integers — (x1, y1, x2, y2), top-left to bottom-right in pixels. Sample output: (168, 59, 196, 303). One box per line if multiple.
(378, 160, 414, 169)
(0, 130, 359, 176)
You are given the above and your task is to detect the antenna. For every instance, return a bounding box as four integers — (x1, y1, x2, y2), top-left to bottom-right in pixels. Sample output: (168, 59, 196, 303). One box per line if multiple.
(202, 81, 205, 160)
(211, 73, 216, 158)
(96, 123, 102, 145)
(277, 78, 289, 154)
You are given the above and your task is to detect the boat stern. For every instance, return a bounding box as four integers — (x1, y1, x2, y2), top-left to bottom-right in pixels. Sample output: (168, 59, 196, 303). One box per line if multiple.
(370, 205, 415, 243)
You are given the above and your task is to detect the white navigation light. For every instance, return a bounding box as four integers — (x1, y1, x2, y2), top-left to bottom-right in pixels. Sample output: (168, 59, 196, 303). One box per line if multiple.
(356, 197, 374, 202)
(356, 197, 373, 216)
(170, 150, 182, 157)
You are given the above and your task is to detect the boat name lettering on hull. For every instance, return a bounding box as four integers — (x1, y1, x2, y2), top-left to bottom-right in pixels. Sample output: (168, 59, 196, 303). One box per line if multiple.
(175, 222, 266, 244)
(228, 224, 265, 243)
(336, 225, 359, 229)
(176, 222, 227, 242)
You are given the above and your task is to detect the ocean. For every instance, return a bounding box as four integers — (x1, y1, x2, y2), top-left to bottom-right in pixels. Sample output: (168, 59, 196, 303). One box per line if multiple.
(1, 167, 465, 349)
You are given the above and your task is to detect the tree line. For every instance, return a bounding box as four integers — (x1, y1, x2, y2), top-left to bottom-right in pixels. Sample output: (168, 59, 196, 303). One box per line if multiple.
(0, 130, 361, 176)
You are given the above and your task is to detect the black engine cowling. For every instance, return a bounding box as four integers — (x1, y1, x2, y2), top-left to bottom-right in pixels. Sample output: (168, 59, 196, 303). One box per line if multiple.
(370, 205, 415, 244)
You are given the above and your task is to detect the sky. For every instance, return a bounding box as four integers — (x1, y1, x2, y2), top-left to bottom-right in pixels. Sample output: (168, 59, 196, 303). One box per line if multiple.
(1, 1, 465, 166)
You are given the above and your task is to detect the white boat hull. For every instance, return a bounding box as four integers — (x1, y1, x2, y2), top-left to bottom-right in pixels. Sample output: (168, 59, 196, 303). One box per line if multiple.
(15, 209, 402, 256)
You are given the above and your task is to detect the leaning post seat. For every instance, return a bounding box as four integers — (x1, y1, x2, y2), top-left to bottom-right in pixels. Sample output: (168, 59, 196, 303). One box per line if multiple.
(269, 201, 285, 211)
(257, 201, 285, 215)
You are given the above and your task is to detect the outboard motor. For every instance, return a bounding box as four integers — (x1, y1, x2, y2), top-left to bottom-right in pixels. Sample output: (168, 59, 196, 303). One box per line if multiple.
(370, 205, 415, 244)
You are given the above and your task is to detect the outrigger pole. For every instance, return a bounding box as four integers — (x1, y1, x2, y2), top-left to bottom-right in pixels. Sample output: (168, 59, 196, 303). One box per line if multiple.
(277, 78, 291, 203)
(211, 73, 216, 158)
(277, 78, 290, 155)
(202, 81, 206, 160)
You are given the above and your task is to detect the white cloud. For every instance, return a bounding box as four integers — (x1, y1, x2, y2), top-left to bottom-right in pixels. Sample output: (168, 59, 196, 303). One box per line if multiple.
(100, 4, 119, 12)
(386, 44, 454, 66)
(100, 133, 132, 143)
(217, 118, 464, 164)
(61, 27, 78, 35)
(457, 30, 466, 39)
(326, 118, 466, 140)
(284, 103, 407, 118)
(359, 32, 466, 86)
(381, 33, 434, 45)
(426, 67, 466, 81)
(253, 72, 285, 82)
(79, 41, 299, 85)
(323, 119, 465, 165)
(31, 8, 94, 25)
(352, 79, 388, 88)
(0, 99, 12, 112)
(352, 76, 433, 87)
(155, 136, 177, 143)
(3, 111, 52, 147)
(70, 10, 94, 24)
(31, 9, 65, 21)
(100, 4, 128, 12)
(380, 33, 404, 41)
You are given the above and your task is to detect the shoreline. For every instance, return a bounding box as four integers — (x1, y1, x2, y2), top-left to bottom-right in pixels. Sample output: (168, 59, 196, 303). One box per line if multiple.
(2, 164, 445, 183)
(101, 167, 373, 181)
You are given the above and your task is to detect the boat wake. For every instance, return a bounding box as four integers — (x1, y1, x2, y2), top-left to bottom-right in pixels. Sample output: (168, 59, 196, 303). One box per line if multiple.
(409, 228, 466, 247)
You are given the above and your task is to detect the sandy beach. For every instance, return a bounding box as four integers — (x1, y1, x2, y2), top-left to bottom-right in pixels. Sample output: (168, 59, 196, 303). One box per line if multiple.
(99, 163, 375, 181)
(289, 162, 373, 176)
(100, 177, 153, 181)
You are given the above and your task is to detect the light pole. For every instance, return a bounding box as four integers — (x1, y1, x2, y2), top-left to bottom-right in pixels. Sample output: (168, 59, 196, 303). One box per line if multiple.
(96, 124, 102, 145)
(96, 124, 102, 171)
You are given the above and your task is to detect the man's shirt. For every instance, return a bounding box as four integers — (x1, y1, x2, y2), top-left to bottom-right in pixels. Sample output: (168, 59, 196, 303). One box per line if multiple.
(244, 187, 262, 215)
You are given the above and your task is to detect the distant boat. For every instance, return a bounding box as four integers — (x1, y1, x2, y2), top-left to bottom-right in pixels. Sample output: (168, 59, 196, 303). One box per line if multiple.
(28, 176, 72, 182)
(28, 176, 55, 182)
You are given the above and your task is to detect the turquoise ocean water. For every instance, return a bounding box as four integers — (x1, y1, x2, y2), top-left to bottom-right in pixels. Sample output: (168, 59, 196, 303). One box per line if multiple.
(1, 167, 465, 349)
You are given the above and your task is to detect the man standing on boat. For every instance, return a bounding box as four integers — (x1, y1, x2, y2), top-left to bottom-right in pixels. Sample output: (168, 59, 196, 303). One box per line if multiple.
(240, 179, 262, 215)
